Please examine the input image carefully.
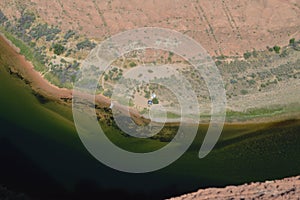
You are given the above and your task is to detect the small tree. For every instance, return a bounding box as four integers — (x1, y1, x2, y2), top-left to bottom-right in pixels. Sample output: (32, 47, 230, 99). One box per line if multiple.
(289, 38, 295, 45)
(129, 62, 137, 67)
(53, 44, 65, 55)
(273, 45, 281, 54)
(152, 98, 159, 104)
(104, 74, 109, 81)
(243, 52, 251, 59)
(267, 46, 273, 52)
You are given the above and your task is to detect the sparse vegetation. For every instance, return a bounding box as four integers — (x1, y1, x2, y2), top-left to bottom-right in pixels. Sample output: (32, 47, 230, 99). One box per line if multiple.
(0, 28, 46, 72)
(18, 12, 36, 30)
(64, 30, 76, 40)
(29, 24, 61, 41)
(76, 38, 96, 50)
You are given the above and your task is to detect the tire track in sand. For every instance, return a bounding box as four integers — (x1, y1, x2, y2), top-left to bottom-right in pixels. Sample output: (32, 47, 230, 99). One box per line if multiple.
(222, 0, 243, 40)
(194, 3, 223, 55)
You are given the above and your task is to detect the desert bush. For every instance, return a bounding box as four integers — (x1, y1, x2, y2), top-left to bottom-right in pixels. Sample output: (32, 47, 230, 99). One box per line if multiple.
(273, 45, 281, 54)
(215, 60, 222, 66)
(76, 39, 96, 50)
(243, 51, 251, 59)
(60, 58, 67, 63)
(46, 34, 56, 42)
(230, 79, 237, 84)
(53, 43, 65, 55)
(29, 24, 61, 41)
(0, 10, 8, 24)
(280, 49, 288, 57)
(267, 46, 273, 52)
(104, 74, 109, 81)
(70, 60, 80, 69)
(252, 49, 258, 58)
(240, 89, 248, 95)
(64, 30, 76, 40)
(144, 91, 150, 98)
(248, 79, 256, 85)
(289, 38, 295, 45)
(129, 62, 137, 67)
(65, 49, 72, 57)
(152, 97, 159, 104)
(18, 12, 35, 30)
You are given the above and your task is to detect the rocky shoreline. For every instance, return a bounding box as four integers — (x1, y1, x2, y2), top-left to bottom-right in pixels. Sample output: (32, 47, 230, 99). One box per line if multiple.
(170, 176, 300, 200)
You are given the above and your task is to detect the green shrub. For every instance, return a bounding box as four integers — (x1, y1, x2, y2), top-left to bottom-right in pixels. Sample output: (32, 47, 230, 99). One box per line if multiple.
(267, 46, 273, 52)
(243, 52, 251, 59)
(18, 12, 36, 30)
(248, 79, 256, 85)
(215, 60, 222, 66)
(280, 49, 288, 57)
(64, 30, 76, 40)
(144, 91, 150, 99)
(0, 10, 8, 24)
(129, 62, 137, 67)
(104, 74, 109, 81)
(252, 50, 258, 58)
(53, 43, 65, 55)
(240, 89, 248, 95)
(289, 38, 295, 45)
(76, 39, 96, 50)
(152, 98, 159, 104)
(273, 45, 281, 54)
(29, 24, 60, 40)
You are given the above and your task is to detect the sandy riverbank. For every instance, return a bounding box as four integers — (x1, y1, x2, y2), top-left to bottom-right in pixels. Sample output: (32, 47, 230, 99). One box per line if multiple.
(0, 33, 72, 100)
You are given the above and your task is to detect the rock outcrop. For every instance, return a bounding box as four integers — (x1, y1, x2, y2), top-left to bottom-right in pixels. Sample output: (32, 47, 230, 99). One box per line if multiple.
(170, 176, 300, 200)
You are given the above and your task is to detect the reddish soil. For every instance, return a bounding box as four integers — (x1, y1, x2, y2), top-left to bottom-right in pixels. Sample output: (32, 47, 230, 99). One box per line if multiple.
(1, 0, 300, 56)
